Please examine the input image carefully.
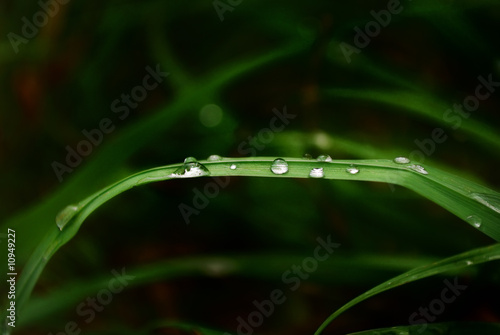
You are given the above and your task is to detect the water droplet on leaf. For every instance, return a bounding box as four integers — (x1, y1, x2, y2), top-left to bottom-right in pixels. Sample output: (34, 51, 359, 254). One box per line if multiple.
(470, 193, 500, 214)
(302, 153, 313, 160)
(309, 167, 324, 178)
(56, 204, 79, 231)
(466, 215, 482, 228)
(171, 161, 210, 178)
(271, 158, 289, 175)
(409, 164, 428, 174)
(207, 155, 223, 161)
(346, 166, 359, 175)
(230, 164, 237, 170)
(394, 157, 410, 164)
(317, 154, 332, 162)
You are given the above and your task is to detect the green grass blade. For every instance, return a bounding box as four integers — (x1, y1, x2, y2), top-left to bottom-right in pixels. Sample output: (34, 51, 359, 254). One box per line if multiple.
(325, 88, 500, 152)
(314, 243, 500, 334)
(327, 42, 424, 91)
(51, 157, 500, 242)
(19, 253, 438, 327)
(2, 38, 307, 267)
(142, 320, 229, 335)
(5, 157, 500, 331)
(346, 322, 500, 335)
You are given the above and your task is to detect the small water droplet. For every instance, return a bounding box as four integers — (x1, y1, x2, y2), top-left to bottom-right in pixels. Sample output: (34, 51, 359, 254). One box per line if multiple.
(471, 193, 500, 214)
(465, 260, 473, 266)
(207, 154, 223, 161)
(271, 158, 289, 175)
(230, 164, 237, 170)
(309, 167, 324, 178)
(171, 161, 210, 178)
(409, 164, 428, 175)
(56, 204, 79, 231)
(466, 215, 482, 228)
(317, 154, 332, 162)
(346, 165, 359, 175)
(394, 157, 410, 164)
(303, 153, 313, 160)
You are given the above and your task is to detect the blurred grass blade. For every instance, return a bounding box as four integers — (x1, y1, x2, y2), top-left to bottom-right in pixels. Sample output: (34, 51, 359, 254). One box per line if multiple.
(5, 157, 500, 330)
(19, 253, 439, 327)
(314, 243, 500, 334)
(325, 88, 500, 153)
(142, 320, 229, 335)
(327, 41, 424, 91)
(2, 38, 308, 268)
(346, 322, 500, 335)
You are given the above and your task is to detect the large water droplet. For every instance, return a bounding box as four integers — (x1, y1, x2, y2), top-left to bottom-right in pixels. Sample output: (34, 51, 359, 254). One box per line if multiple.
(470, 193, 500, 214)
(317, 154, 332, 162)
(309, 167, 324, 178)
(409, 164, 428, 175)
(394, 157, 410, 164)
(171, 160, 210, 178)
(271, 158, 289, 175)
(56, 204, 79, 231)
(466, 215, 482, 228)
(207, 154, 223, 161)
(230, 164, 237, 170)
(346, 165, 359, 175)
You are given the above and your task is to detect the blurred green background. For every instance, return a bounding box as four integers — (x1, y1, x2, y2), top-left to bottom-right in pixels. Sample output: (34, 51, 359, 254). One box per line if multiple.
(1, 0, 500, 334)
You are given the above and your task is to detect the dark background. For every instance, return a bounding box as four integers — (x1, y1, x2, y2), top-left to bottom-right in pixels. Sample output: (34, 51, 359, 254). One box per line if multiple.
(1, 0, 500, 334)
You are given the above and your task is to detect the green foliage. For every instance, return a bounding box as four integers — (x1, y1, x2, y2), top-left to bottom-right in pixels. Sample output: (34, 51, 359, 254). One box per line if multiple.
(1, 0, 500, 334)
